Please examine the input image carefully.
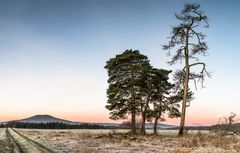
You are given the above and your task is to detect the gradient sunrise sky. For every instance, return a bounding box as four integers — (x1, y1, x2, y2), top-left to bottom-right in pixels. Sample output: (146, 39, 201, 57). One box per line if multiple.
(0, 0, 240, 125)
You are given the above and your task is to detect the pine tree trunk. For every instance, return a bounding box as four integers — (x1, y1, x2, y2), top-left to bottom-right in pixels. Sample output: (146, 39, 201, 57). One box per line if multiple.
(179, 32, 190, 136)
(140, 112, 146, 135)
(131, 110, 136, 134)
(130, 85, 136, 134)
(140, 95, 150, 135)
(154, 95, 162, 135)
(153, 117, 159, 135)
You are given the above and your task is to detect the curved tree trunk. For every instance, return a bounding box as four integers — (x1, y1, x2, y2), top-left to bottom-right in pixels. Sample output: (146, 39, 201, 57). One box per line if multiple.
(178, 74, 189, 136)
(179, 32, 190, 136)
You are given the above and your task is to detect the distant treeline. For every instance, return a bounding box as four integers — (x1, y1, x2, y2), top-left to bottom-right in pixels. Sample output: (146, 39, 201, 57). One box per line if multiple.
(167, 126, 211, 131)
(4, 122, 106, 129)
(0, 123, 5, 128)
(166, 123, 240, 131)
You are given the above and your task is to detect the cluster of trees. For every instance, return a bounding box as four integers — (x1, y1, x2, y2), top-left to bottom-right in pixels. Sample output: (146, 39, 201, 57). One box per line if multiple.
(105, 3, 209, 136)
(105, 50, 192, 135)
(6, 122, 104, 129)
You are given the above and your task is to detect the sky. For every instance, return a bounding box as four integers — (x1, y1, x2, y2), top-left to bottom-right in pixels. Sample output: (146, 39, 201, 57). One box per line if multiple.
(0, 0, 240, 125)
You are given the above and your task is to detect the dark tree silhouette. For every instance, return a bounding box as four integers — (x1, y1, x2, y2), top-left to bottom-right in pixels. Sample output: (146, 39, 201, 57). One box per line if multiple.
(162, 3, 210, 136)
(149, 68, 175, 135)
(105, 50, 151, 134)
(139, 68, 174, 135)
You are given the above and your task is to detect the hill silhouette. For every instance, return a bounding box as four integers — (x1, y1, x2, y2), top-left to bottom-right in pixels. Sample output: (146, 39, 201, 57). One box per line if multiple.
(19, 115, 74, 124)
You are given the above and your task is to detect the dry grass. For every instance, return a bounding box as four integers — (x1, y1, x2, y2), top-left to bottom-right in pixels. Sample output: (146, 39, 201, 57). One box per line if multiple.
(16, 129, 240, 153)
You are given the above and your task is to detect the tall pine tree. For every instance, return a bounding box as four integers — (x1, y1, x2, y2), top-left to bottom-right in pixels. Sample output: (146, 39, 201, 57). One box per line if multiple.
(163, 3, 210, 136)
(105, 49, 151, 134)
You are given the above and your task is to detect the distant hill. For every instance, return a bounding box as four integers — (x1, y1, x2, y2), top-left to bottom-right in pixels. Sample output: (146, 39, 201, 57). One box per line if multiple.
(19, 115, 75, 124)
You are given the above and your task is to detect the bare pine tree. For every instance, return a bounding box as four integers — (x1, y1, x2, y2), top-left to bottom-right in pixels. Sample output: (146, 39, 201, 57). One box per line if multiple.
(163, 3, 210, 136)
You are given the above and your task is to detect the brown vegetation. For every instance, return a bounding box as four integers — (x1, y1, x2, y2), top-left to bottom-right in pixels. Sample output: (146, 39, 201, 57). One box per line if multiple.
(17, 129, 240, 153)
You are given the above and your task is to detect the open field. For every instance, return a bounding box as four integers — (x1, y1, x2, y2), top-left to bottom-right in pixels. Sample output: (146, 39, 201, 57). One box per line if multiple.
(0, 128, 240, 153)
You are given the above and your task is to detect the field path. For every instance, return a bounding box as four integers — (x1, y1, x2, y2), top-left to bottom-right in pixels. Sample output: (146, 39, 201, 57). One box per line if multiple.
(6, 128, 22, 153)
(8, 128, 53, 153)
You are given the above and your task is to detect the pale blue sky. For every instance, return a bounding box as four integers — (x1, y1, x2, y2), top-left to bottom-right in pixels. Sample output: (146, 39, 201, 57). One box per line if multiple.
(0, 0, 239, 125)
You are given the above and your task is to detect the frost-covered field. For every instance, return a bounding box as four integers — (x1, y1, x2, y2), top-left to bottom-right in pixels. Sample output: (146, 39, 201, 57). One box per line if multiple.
(18, 128, 179, 134)
(17, 129, 240, 153)
(17, 128, 209, 135)
(17, 129, 184, 152)
(1, 128, 240, 153)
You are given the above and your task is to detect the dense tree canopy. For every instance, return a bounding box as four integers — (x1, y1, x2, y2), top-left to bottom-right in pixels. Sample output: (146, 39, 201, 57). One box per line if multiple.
(105, 49, 182, 134)
(105, 49, 151, 134)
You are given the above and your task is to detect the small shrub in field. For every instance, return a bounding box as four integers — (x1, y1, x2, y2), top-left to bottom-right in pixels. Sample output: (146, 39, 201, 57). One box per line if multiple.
(212, 113, 240, 137)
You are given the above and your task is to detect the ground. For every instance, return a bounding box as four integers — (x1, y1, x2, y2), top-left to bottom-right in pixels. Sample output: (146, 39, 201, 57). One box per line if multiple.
(0, 128, 240, 153)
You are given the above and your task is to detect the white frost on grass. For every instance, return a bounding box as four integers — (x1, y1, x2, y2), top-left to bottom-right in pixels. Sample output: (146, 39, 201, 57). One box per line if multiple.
(17, 129, 61, 153)
(0, 128, 12, 153)
(0, 128, 7, 140)
(17, 129, 63, 153)
(8, 128, 42, 153)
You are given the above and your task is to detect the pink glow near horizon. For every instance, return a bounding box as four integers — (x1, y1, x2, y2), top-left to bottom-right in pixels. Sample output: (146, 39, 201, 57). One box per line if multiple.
(0, 113, 219, 126)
